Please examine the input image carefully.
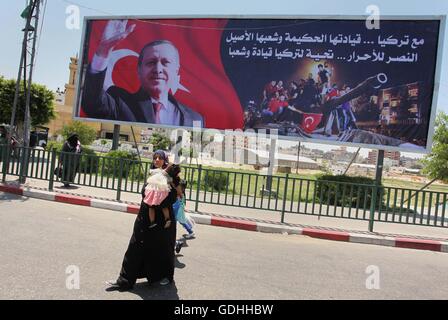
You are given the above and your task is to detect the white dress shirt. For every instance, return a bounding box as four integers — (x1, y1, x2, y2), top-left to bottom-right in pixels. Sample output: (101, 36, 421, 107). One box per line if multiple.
(150, 98, 181, 125)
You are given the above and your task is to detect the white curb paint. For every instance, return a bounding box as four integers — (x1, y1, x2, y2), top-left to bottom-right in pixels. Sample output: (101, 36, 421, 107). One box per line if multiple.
(349, 233, 396, 246)
(91, 198, 128, 212)
(23, 189, 56, 201)
(441, 242, 448, 253)
(349, 233, 380, 245)
(278, 225, 303, 235)
(256, 222, 287, 234)
(190, 213, 211, 225)
(379, 236, 396, 247)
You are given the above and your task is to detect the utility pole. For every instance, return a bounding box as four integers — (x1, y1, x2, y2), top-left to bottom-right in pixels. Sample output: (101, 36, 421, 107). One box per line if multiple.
(10, 0, 42, 183)
(23, 0, 41, 149)
(10, 0, 41, 138)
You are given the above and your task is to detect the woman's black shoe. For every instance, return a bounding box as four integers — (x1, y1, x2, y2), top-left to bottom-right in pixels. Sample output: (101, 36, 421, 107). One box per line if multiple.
(105, 280, 132, 291)
(175, 241, 184, 254)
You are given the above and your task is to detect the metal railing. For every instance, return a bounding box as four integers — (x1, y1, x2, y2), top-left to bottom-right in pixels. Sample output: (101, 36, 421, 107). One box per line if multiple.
(1, 144, 447, 231)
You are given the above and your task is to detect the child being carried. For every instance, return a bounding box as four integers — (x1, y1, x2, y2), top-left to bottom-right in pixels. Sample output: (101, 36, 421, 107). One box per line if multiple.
(143, 164, 182, 229)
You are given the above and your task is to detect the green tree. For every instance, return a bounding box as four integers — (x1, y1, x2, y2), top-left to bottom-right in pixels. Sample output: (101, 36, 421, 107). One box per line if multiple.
(410, 162, 423, 170)
(0, 76, 55, 126)
(150, 132, 171, 151)
(422, 112, 448, 183)
(102, 149, 138, 176)
(60, 121, 97, 145)
(203, 171, 228, 192)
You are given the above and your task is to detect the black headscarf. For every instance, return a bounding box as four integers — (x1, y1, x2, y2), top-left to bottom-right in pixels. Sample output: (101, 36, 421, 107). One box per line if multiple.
(67, 133, 79, 146)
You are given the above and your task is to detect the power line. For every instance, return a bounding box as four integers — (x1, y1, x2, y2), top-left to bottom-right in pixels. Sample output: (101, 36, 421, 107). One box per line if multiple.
(57, 0, 331, 31)
(34, 0, 47, 65)
(59, 0, 109, 15)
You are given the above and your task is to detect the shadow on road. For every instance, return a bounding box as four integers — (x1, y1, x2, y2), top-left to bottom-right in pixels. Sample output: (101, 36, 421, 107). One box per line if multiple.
(131, 282, 179, 300)
(105, 282, 180, 300)
(174, 237, 195, 270)
(53, 185, 81, 191)
(175, 255, 186, 269)
(0, 192, 28, 203)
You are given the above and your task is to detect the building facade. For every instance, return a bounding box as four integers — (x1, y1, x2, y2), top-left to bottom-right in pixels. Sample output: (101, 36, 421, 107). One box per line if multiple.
(367, 150, 400, 165)
(46, 57, 142, 143)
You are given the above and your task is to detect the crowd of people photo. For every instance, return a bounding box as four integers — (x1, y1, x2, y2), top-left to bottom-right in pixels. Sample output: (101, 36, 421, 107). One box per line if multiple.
(244, 63, 358, 136)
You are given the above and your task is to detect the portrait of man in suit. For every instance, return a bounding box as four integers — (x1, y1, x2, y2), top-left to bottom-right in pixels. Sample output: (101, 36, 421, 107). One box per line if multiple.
(81, 20, 204, 127)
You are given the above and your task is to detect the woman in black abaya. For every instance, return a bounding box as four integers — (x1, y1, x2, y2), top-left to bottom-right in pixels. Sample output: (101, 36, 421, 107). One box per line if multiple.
(107, 150, 177, 290)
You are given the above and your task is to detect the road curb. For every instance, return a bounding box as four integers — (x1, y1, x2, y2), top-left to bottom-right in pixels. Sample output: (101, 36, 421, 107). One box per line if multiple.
(23, 188, 55, 201)
(442, 243, 448, 253)
(55, 194, 91, 206)
(211, 216, 258, 231)
(395, 238, 442, 252)
(190, 213, 212, 225)
(303, 228, 350, 242)
(1, 183, 447, 253)
(1, 184, 23, 196)
(349, 233, 395, 247)
(90, 198, 128, 212)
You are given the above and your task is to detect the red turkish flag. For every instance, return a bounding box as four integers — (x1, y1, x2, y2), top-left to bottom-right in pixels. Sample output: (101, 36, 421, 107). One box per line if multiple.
(300, 113, 323, 133)
(82, 19, 244, 130)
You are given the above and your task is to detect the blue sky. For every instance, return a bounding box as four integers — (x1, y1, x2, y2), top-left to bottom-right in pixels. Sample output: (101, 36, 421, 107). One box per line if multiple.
(1, 0, 447, 158)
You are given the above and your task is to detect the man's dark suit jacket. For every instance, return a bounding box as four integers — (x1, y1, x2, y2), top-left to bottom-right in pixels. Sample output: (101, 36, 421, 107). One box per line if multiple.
(81, 67, 204, 127)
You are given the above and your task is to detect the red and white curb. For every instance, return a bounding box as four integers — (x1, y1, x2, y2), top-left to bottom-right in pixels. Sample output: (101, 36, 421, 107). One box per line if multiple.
(1, 184, 447, 253)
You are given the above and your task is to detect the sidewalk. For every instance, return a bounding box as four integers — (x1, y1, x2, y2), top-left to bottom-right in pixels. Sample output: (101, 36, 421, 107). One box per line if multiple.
(1, 176, 447, 253)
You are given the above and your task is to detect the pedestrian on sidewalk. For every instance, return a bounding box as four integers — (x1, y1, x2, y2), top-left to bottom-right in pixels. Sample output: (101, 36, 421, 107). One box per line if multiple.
(107, 150, 178, 290)
(173, 180, 195, 254)
(0, 126, 7, 145)
(59, 133, 82, 188)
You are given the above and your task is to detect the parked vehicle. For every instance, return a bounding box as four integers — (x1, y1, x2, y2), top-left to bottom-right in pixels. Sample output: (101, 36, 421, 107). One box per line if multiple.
(1, 124, 49, 149)
(29, 126, 49, 148)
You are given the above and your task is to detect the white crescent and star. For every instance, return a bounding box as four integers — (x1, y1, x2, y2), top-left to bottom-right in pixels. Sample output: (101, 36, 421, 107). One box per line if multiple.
(304, 116, 315, 128)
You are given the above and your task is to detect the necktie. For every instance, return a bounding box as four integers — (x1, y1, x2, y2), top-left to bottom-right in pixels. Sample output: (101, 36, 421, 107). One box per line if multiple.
(153, 102, 162, 124)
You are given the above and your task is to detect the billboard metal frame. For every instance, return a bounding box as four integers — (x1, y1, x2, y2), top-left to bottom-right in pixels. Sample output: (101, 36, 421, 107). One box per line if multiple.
(73, 15, 446, 154)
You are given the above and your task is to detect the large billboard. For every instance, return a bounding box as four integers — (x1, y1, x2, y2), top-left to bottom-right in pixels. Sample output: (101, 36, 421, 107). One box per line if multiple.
(74, 16, 444, 152)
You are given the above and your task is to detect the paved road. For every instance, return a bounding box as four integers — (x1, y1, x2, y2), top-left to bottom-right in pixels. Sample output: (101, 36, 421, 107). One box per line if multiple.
(6, 176, 448, 239)
(1, 192, 447, 300)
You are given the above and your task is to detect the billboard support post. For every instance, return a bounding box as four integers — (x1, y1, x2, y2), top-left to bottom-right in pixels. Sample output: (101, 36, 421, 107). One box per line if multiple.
(265, 138, 277, 193)
(195, 164, 202, 212)
(296, 142, 301, 174)
(369, 149, 384, 232)
(369, 184, 378, 232)
(112, 125, 120, 150)
(375, 150, 384, 185)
